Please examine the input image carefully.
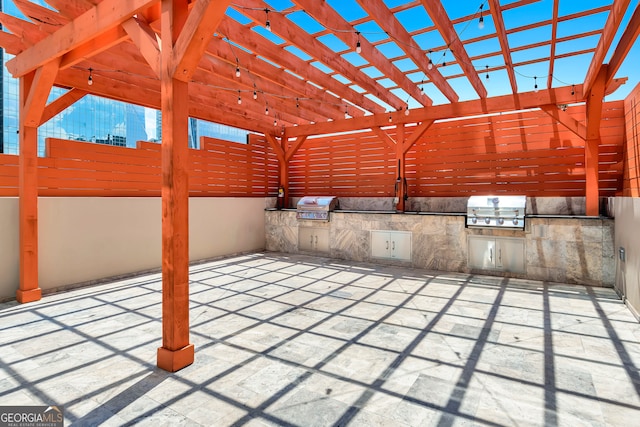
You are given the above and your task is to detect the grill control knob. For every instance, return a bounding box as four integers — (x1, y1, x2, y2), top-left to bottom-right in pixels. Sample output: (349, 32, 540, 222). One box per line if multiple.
(513, 218, 519, 225)
(471, 217, 477, 224)
(498, 218, 504, 225)
(484, 217, 490, 224)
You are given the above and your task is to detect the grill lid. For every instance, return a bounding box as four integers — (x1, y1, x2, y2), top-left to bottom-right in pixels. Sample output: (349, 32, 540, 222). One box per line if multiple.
(296, 196, 338, 221)
(467, 195, 526, 229)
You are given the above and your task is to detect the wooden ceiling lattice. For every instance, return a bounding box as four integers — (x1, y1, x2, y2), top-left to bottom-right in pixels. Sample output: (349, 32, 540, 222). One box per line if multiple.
(0, 0, 638, 136)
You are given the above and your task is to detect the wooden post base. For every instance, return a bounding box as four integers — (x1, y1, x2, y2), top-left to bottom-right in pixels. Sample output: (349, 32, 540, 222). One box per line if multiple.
(16, 288, 42, 304)
(157, 343, 194, 372)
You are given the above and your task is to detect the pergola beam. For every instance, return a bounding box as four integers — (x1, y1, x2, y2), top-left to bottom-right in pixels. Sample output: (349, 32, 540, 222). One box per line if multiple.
(235, 0, 406, 110)
(488, 0, 518, 94)
(216, 17, 385, 115)
(420, 0, 488, 99)
(356, 0, 456, 103)
(583, 0, 631, 95)
(7, 0, 160, 77)
(172, 0, 228, 81)
(606, 2, 640, 87)
(295, 0, 431, 106)
(287, 85, 582, 137)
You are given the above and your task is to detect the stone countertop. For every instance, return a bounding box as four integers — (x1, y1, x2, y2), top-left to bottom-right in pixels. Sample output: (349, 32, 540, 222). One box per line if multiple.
(265, 209, 612, 220)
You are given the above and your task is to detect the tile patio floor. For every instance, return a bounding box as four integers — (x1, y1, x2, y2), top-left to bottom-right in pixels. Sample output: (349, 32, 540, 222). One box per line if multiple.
(1, 252, 639, 426)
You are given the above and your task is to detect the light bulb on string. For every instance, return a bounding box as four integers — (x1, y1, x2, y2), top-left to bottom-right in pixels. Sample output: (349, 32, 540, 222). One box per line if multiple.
(273, 119, 277, 127)
(388, 114, 393, 123)
(534, 76, 539, 93)
(355, 31, 362, 54)
(404, 107, 410, 116)
(237, 91, 242, 105)
(253, 85, 258, 100)
(344, 106, 349, 119)
(265, 106, 269, 115)
(485, 65, 489, 80)
(571, 84, 575, 96)
(478, 4, 484, 30)
(88, 68, 93, 86)
(265, 9, 271, 32)
(235, 59, 240, 78)
(427, 50, 433, 70)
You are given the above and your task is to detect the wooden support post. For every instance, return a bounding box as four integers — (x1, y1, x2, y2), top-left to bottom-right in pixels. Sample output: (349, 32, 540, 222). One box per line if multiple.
(17, 74, 41, 303)
(279, 133, 289, 209)
(157, 0, 193, 372)
(395, 124, 406, 212)
(585, 67, 607, 216)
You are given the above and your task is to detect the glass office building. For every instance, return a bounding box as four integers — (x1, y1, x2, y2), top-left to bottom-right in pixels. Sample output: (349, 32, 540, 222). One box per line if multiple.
(0, 1, 248, 155)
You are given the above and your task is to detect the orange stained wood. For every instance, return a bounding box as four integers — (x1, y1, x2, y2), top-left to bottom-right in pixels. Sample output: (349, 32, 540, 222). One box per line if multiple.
(215, 17, 386, 115)
(546, 0, 560, 89)
(585, 67, 608, 216)
(287, 85, 582, 138)
(539, 105, 588, 140)
(122, 16, 161, 77)
(583, 0, 632, 96)
(488, 0, 518, 93)
(17, 68, 50, 304)
(40, 88, 87, 126)
(606, 3, 640, 87)
(234, 0, 407, 111)
(420, 0, 487, 99)
(294, 0, 429, 106)
(355, 0, 456, 103)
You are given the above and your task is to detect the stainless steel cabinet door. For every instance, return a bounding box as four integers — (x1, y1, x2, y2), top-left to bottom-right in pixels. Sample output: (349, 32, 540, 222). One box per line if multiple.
(468, 235, 496, 270)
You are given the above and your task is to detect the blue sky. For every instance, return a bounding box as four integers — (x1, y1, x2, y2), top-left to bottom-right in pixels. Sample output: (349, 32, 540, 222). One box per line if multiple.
(4, 0, 639, 108)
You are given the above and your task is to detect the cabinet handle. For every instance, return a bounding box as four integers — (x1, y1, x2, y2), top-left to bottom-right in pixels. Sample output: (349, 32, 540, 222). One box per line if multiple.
(392, 241, 395, 251)
(489, 248, 493, 263)
(315, 235, 318, 247)
(386, 241, 389, 250)
(499, 248, 502, 264)
(310, 235, 314, 246)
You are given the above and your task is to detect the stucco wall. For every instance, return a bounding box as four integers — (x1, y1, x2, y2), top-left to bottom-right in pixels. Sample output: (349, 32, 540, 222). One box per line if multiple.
(0, 198, 19, 301)
(611, 197, 640, 321)
(0, 197, 267, 300)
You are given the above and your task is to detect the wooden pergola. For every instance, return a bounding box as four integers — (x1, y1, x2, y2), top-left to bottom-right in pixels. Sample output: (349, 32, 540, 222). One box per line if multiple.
(1, 0, 639, 371)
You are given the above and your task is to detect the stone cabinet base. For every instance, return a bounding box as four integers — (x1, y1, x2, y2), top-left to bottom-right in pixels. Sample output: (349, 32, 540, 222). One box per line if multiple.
(265, 210, 614, 287)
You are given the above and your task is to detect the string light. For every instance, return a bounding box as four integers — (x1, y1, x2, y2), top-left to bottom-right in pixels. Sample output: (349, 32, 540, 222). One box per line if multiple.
(237, 90, 242, 105)
(355, 31, 362, 54)
(273, 118, 277, 126)
(235, 59, 241, 78)
(264, 8, 271, 32)
(571, 84, 575, 96)
(485, 65, 489, 80)
(428, 50, 433, 70)
(534, 76, 539, 93)
(253, 84, 258, 100)
(344, 106, 349, 119)
(478, 4, 485, 30)
(404, 107, 410, 116)
(388, 113, 393, 123)
(265, 106, 269, 115)
(87, 68, 93, 86)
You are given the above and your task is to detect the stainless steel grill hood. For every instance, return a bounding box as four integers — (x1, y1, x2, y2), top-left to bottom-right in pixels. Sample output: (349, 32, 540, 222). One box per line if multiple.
(466, 195, 526, 229)
(296, 196, 338, 221)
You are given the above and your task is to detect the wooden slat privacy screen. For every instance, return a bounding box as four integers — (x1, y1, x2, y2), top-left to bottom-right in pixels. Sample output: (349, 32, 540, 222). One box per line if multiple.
(0, 101, 628, 198)
(624, 84, 640, 197)
(0, 135, 278, 197)
(287, 102, 625, 197)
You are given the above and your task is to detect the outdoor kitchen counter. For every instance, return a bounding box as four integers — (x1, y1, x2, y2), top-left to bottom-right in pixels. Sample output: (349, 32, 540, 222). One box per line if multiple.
(264, 209, 614, 286)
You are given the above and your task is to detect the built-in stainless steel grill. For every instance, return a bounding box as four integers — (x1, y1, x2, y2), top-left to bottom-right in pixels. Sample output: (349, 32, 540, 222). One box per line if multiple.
(296, 196, 339, 221)
(466, 195, 526, 229)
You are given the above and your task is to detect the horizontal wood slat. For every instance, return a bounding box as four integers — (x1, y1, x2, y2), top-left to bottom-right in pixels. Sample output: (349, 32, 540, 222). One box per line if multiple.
(0, 135, 278, 197)
(0, 100, 627, 199)
(287, 103, 624, 197)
